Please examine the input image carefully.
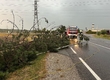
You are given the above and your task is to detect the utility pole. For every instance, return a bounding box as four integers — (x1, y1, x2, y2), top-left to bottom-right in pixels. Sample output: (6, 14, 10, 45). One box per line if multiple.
(33, 0, 39, 30)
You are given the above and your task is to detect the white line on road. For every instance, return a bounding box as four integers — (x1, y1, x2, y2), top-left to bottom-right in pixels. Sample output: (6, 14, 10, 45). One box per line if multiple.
(90, 42, 110, 50)
(70, 47, 77, 54)
(79, 57, 102, 80)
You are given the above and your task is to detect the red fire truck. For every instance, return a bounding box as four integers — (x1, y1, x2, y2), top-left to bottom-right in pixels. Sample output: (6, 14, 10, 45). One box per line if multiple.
(66, 26, 78, 38)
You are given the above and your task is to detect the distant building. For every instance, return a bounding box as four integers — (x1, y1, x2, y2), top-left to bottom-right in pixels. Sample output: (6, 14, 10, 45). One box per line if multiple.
(91, 23, 95, 30)
(91, 23, 101, 32)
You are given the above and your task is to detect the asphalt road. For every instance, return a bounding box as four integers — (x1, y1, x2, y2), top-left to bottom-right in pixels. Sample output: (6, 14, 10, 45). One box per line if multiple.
(59, 35, 110, 80)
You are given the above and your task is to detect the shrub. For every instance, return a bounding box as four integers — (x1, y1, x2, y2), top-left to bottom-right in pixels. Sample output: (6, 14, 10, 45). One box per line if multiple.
(86, 30, 96, 34)
(26, 50, 38, 61)
(83, 35, 90, 41)
(101, 30, 107, 35)
(97, 32, 101, 36)
(0, 71, 6, 80)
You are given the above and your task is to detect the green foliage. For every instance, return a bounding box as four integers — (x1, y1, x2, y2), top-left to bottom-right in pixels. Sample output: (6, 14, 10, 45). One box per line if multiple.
(0, 27, 69, 79)
(77, 28, 80, 33)
(78, 34, 90, 41)
(97, 32, 101, 36)
(83, 35, 90, 41)
(0, 71, 7, 80)
(0, 34, 37, 79)
(96, 30, 109, 37)
(101, 30, 107, 35)
(56, 25, 66, 34)
(0, 15, 70, 80)
(35, 30, 69, 52)
(86, 30, 96, 34)
(26, 50, 38, 61)
(79, 36, 83, 40)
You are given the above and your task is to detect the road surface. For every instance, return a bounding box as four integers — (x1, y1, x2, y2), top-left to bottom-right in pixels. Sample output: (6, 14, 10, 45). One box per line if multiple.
(59, 35, 110, 80)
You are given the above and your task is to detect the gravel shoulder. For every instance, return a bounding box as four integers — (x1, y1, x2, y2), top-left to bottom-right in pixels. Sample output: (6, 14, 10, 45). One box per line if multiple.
(43, 53, 81, 80)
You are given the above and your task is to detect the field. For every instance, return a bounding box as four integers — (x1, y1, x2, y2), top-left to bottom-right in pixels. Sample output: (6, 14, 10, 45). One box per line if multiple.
(0, 32, 34, 41)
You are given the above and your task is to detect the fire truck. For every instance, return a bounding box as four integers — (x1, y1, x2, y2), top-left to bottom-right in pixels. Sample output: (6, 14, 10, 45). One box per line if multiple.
(66, 26, 78, 38)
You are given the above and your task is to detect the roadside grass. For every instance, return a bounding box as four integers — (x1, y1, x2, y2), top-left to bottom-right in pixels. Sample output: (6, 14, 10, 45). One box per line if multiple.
(94, 34, 110, 40)
(6, 53, 47, 80)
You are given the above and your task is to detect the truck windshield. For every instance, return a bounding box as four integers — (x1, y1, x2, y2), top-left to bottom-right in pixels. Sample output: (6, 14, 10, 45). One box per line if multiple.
(69, 27, 77, 30)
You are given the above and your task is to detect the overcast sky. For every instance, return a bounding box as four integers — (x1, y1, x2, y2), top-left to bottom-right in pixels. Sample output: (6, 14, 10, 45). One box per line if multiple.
(0, 0, 110, 30)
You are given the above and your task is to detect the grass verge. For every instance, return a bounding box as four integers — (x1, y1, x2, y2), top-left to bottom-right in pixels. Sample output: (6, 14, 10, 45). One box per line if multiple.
(94, 34, 110, 40)
(6, 53, 47, 80)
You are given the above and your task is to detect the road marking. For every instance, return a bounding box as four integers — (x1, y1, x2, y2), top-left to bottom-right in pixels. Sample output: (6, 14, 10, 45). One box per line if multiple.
(90, 42, 110, 50)
(70, 47, 77, 54)
(79, 57, 102, 80)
